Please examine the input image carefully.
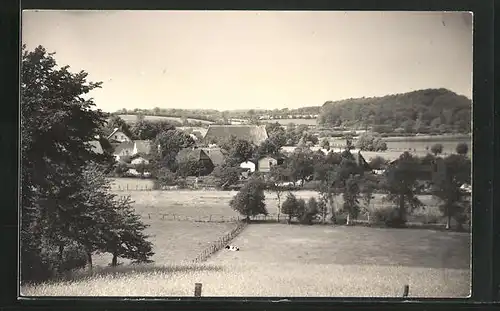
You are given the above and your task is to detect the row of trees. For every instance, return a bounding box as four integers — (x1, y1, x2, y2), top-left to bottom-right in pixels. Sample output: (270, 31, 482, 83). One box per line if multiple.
(229, 147, 471, 231)
(21, 46, 154, 283)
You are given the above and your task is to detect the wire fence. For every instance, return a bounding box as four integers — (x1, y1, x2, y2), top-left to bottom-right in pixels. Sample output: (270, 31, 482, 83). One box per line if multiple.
(192, 221, 249, 263)
(143, 212, 457, 231)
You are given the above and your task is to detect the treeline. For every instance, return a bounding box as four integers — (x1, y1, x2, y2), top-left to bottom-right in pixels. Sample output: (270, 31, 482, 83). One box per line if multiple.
(113, 106, 322, 125)
(226, 148, 471, 231)
(318, 88, 471, 134)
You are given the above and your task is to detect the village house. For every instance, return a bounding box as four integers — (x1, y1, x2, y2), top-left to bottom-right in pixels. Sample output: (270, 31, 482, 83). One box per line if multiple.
(176, 147, 214, 176)
(133, 140, 152, 155)
(256, 155, 285, 173)
(113, 141, 135, 161)
(203, 124, 268, 146)
(107, 128, 132, 143)
(130, 154, 150, 165)
(201, 147, 228, 168)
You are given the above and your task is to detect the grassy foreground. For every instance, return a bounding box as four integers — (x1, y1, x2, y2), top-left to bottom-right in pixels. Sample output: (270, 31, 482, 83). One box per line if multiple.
(22, 225, 470, 297)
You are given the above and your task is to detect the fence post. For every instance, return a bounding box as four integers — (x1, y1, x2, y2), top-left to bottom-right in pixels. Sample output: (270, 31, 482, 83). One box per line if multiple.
(209, 215, 212, 222)
(221, 216, 224, 222)
(173, 214, 176, 221)
(162, 214, 165, 220)
(194, 283, 202, 297)
(148, 213, 151, 219)
(402, 284, 409, 297)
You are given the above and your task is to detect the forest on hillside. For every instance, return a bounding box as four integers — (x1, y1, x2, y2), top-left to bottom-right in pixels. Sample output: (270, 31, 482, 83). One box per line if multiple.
(318, 88, 471, 134)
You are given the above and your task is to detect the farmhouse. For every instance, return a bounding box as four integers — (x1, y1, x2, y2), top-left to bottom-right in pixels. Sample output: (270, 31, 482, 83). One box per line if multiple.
(257, 155, 285, 173)
(113, 141, 135, 161)
(176, 148, 214, 176)
(201, 147, 228, 167)
(107, 128, 132, 143)
(240, 161, 256, 173)
(133, 140, 152, 155)
(203, 125, 268, 146)
(130, 154, 150, 165)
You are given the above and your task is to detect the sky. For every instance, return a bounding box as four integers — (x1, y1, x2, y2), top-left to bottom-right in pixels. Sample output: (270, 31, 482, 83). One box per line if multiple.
(22, 10, 473, 112)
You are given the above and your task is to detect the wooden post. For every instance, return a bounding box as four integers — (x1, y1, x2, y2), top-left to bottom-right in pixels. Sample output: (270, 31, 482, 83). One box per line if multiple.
(403, 284, 409, 297)
(194, 283, 202, 297)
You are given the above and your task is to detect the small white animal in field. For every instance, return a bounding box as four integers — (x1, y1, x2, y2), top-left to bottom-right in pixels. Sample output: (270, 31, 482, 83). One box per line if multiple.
(225, 245, 239, 251)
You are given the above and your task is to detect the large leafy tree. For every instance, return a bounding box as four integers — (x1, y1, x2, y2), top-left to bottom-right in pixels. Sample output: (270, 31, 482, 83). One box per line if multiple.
(105, 115, 134, 139)
(20, 45, 153, 281)
(151, 129, 195, 171)
(382, 152, 423, 224)
(432, 154, 471, 230)
(229, 177, 268, 222)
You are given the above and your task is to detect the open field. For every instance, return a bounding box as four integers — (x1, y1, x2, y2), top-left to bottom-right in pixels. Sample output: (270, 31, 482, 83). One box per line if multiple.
(327, 136, 471, 154)
(261, 118, 317, 125)
(110, 177, 155, 191)
(93, 219, 236, 267)
(116, 114, 214, 125)
(114, 188, 445, 224)
(22, 224, 470, 297)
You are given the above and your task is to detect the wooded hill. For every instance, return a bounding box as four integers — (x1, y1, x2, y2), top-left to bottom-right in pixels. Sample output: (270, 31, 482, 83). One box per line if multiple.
(318, 88, 471, 134)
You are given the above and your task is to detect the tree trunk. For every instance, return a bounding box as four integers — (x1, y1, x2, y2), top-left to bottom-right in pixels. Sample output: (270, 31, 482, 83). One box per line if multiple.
(346, 213, 351, 225)
(446, 214, 451, 230)
(398, 194, 406, 221)
(277, 194, 281, 223)
(288, 215, 292, 224)
(111, 252, 118, 267)
(86, 251, 93, 271)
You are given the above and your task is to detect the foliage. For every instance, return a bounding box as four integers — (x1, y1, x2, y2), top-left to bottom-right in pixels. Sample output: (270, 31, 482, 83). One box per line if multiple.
(455, 142, 469, 155)
(286, 148, 315, 186)
(371, 207, 406, 228)
(382, 152, 423, 224)
(299, 197, 319, 225)
(281, 193, 302, 224)
(229, 177, 268, 221)
(151, 129, 195, 171)
(212, 164, 241, 189)
(320, 138, 330, 150)
(341, 175, 362, 223)
(369, 156, 388, 170)
(20, 45, 153, 282)
(430, 143, 444, 156)
(318, 88, 471, 134)
(114, 162, 129, 177)
(431, 154, 471, 230)
(355, 133, 388, 151)
(153, 167, 177, 189)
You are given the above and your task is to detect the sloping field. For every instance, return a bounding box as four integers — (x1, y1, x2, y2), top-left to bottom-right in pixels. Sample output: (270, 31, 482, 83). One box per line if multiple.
(261, 118, 317, 125)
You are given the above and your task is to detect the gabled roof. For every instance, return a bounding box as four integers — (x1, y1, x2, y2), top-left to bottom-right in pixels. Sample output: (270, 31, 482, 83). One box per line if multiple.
(201, 147, 228, 167)
(134, 140, 152, 154)
(87, 140, 104, 154)
(203, 125, 268, 145)
(352, 152, 372, 171)
(176, 148, 212, 163)
(106, 127, 130, 140)
(113, 141, 135, 155)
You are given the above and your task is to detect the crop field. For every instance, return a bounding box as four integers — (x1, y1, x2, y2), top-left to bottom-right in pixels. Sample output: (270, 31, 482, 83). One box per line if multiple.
(114, 188, 445, 224)
(261, 118, 318, 126)
(116, 114, 214, 125)
(22, 224, 470, 297)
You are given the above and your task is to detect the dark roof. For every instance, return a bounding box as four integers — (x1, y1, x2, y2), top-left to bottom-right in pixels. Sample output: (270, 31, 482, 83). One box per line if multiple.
(353, 152, 372, 171)
(176, 148, 212, 163)
(113, 142, 135, 154)
(134, 140, 152, 154)
(203, 125, 268, 145)
(201, 148, 228, 167)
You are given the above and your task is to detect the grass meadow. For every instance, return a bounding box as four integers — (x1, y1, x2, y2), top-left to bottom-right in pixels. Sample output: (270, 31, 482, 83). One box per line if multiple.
(22, 224, 470, 297)
(113, 186, 446, 224)
(21, 179, 470, 297)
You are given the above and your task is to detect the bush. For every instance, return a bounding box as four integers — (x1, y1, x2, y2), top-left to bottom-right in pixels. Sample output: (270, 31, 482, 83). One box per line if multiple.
(371, 207, 406, 228)
(58, 243, 88, 273)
